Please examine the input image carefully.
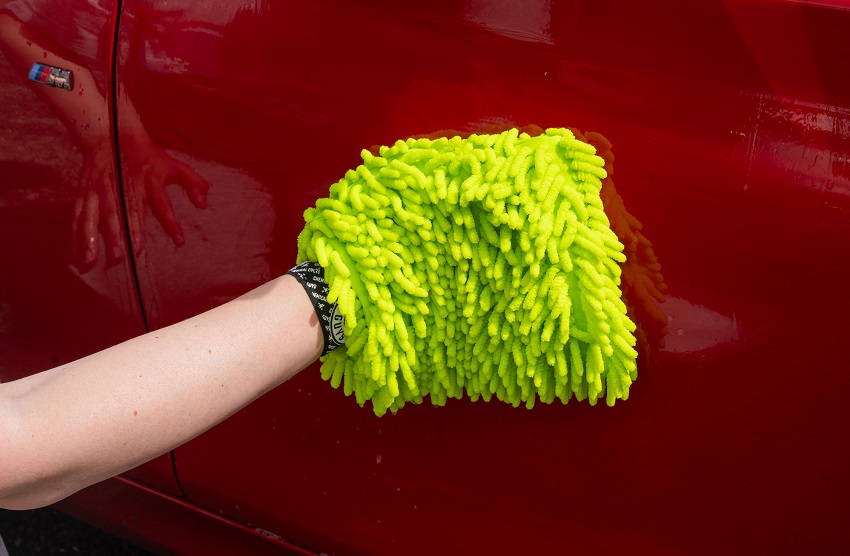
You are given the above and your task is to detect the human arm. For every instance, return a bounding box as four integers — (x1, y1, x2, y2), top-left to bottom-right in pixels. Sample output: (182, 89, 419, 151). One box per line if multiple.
(0, 274, 322, 510)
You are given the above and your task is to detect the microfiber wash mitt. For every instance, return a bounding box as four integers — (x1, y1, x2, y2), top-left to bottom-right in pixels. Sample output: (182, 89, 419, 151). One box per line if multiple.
(297, 128, 638, 416)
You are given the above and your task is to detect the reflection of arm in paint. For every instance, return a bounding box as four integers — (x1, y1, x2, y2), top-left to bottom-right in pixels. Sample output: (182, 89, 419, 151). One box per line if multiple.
(0, 12, 208, 270)
(0, 12, 117, 267)
(0, 13, 110, 152)
(115, 86, 210, 256)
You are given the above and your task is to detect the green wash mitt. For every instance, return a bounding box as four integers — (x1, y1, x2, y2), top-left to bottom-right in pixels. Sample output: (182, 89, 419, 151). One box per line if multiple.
(297, 128, 638, 416)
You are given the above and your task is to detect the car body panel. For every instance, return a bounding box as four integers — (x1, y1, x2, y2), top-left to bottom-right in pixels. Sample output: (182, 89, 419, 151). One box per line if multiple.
(113, 1, 850, 555)
(55, 476, 318, 555)
(0, 0, 181, 497)
(3, 0, 849, 554)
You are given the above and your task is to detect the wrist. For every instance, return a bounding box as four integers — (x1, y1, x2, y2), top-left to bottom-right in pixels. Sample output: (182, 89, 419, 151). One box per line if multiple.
(286, 262, 346, 356)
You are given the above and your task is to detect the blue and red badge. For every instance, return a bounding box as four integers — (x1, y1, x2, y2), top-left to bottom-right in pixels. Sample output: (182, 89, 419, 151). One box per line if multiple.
(28, 63, 73, 91)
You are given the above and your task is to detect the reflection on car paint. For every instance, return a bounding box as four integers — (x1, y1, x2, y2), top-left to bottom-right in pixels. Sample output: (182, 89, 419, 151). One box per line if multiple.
(0, 0, 178, 495)
(661, 295, 740, 354)
(3, 0, 843, 553)
(394, 123, 668, 353)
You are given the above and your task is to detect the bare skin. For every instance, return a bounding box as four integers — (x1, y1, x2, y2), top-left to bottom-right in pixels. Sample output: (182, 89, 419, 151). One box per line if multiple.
(0, 275, 323, 510)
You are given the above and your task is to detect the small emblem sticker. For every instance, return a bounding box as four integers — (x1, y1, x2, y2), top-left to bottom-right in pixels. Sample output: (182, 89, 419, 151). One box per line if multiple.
(28, 63, 73, 91)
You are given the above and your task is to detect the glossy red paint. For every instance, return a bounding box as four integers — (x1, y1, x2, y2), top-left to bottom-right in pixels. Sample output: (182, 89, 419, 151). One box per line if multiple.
(0, 0, 179, 495)
(112, 1, 850, 554)
(4, 0, 850, 554)
(56, 476, 318, 555)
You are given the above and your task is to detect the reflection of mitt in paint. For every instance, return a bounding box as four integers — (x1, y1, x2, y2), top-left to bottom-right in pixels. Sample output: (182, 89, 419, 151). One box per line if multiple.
(445, 126, 667, 349)
(580, 131, 668, 350)
(298, 128, 638, 416)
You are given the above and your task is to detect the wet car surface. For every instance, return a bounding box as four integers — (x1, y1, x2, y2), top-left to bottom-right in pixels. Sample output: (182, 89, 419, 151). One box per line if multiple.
(2, 1, 850, 554)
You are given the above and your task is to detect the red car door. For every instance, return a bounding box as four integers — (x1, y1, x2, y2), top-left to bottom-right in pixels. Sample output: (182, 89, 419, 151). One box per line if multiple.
(0, 0, 179, 495)
(114, 1, 850, 554)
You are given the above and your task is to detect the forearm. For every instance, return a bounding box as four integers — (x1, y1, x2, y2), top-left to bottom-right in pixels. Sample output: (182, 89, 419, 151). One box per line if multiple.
(0, 275, 322, 510)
